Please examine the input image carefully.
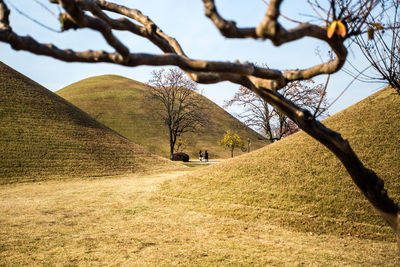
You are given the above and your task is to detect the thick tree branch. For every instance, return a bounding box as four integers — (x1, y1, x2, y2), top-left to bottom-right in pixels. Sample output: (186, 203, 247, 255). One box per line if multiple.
(0, 0, 9, 30)
(201, 0, 348, 86)
(93, 0, 186, 55)
(241, 77, 400, 234)
(58, 0, 130, 61)
(202, 0, 257, 39)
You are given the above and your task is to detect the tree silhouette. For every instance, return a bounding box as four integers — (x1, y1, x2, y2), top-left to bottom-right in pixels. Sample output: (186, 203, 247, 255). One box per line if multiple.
(225, 80, 329, 142)
(146, 68, 208, 160)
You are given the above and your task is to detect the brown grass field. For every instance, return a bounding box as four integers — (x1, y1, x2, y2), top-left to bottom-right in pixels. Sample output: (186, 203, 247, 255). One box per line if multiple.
(1, 62, 399, 265)
(0, 62, 181, 183)
(160, 87, 400, 244)
(0, 169, 399, 266)
(57, 75, 267, 159)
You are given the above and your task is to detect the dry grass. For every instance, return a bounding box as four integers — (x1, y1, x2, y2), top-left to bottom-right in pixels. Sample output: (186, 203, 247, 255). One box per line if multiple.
(57, 74, 267, 159)
(0, 171, 398, 266)
(1, 64, 399, 265)
(0, 62, 181, 183)
(161, 87, 400, 242)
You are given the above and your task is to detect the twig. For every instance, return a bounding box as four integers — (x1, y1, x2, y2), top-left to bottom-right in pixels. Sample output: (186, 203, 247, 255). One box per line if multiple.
(5, 0, 61, 32)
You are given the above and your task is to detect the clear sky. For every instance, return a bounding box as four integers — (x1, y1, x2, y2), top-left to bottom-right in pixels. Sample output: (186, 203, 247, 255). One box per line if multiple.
(0, 0, 385, 116)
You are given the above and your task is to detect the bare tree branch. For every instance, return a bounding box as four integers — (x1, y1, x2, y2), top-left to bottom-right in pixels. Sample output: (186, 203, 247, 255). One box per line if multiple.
(353, 0, 400, 93)
(202, 0, 257, 39)
(146, 68, 209, 160)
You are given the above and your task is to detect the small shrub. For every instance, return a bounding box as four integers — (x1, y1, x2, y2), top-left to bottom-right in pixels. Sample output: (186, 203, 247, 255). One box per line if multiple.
(172, 152, 189, 162)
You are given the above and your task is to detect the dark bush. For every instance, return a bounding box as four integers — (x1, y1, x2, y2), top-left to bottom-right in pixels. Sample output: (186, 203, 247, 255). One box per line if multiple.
(172, 152, 189, 162)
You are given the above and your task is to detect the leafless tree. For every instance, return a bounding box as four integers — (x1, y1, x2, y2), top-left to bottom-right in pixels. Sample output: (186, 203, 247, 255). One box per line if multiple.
(147, 68, 208, 160)
(225, 79, 329, 142)
(0, 0, 399, 252)
(350, 0, 400, 93)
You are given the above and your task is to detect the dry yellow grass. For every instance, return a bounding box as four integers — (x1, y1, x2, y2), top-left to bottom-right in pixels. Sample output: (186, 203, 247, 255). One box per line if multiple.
(1, 65, 399, 265)
(0, 62, 181, 183)
(160, 87, 400, 242)
(57, 74, 267, 159)
(0, 170, 399, 266)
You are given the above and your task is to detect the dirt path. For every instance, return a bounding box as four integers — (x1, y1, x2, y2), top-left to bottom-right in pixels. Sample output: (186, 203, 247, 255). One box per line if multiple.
(0, 170, 190, 198)
(111, 170, 192, 191)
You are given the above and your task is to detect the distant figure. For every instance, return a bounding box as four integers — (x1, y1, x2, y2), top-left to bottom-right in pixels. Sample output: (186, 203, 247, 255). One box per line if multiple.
(204, 150, 209, 162)
(199, 150, 203, 162)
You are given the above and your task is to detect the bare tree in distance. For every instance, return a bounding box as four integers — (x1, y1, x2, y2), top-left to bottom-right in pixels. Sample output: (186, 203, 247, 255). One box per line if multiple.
(146, 68, 209, 160)
(349, 0, 400, 93)
(225, 79, 329, 142)
(0, 0, 399, 252)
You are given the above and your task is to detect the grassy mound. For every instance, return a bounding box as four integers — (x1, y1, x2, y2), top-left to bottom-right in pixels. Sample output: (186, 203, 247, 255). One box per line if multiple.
(160, 87, 400, 241)
(0, 62, 179, 184)
(57, 75, 266, 159)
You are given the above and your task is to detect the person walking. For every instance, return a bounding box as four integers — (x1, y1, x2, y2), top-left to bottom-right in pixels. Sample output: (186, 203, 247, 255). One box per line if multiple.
(204, 150, 209, 162)
(199, 150, 203, 162)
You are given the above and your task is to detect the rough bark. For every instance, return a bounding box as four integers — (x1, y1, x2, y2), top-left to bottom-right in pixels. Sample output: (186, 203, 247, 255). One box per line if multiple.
(169, 132, 175, 161)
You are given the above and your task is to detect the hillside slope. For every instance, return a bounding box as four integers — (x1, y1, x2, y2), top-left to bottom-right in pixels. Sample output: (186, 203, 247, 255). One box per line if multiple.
(57, 75, 266, 159)
(161, 87, 400, 241)
(0, 62, 179, 184)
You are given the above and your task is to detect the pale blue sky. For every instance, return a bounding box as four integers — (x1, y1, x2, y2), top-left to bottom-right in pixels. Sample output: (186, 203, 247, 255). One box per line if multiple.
(0, 0, 384, 116)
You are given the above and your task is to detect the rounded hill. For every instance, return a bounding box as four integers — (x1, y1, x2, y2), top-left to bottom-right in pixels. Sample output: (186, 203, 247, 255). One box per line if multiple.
(160, 87, 400, 241)
(0, 62, 179, 184)
(57, 75, 266, 159)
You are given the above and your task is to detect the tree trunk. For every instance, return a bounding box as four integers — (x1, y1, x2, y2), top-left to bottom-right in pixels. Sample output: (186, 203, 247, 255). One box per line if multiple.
(170, 146, 174, 160)
(231, 147, 234, 158)
(169, 131, 174, 161)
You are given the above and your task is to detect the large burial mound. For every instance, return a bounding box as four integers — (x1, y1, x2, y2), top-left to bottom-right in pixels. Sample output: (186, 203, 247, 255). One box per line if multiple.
(0, 62, 179, 184)
(161, 87, 400, 241)
(57, 75, 266, 159)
